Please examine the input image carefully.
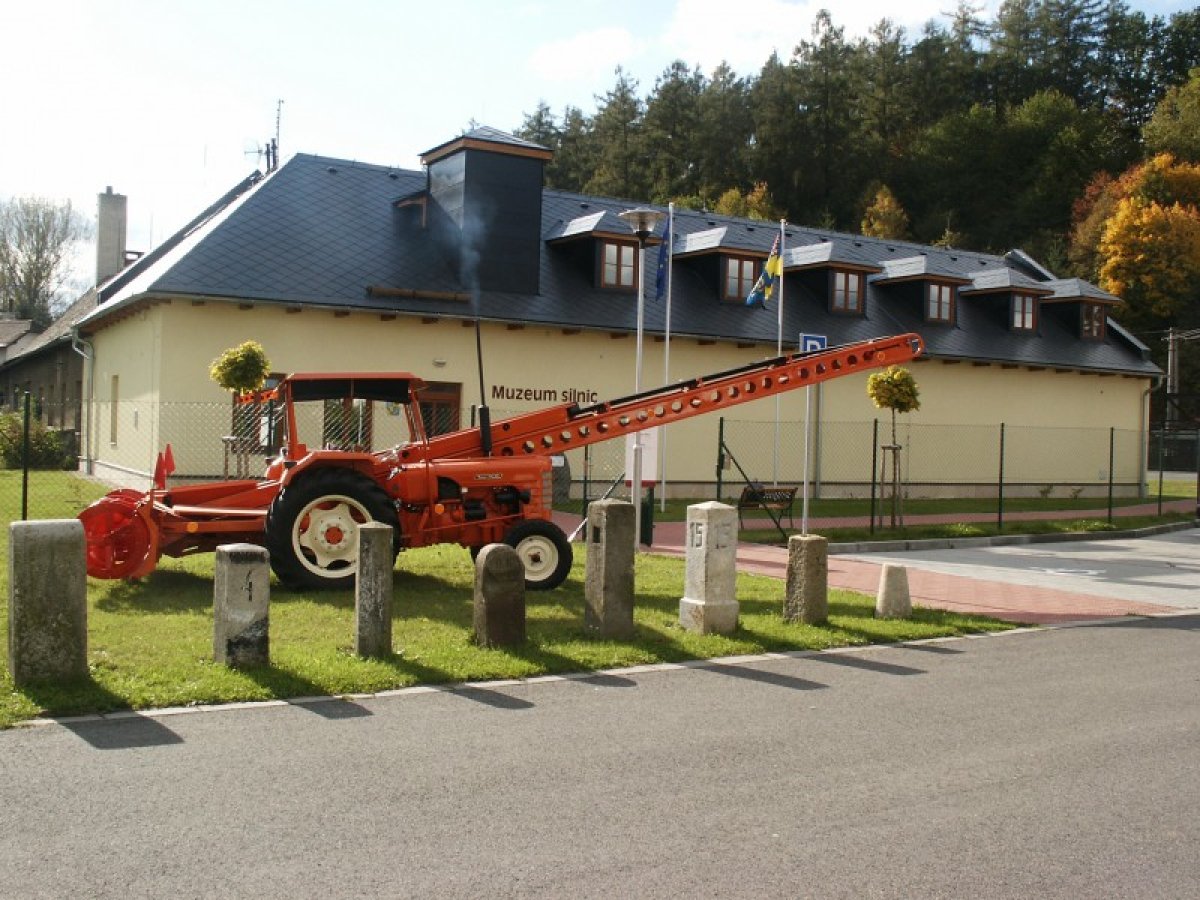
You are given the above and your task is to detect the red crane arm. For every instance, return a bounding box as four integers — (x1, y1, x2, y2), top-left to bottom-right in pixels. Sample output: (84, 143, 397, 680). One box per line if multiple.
(412, 333, 923, 463)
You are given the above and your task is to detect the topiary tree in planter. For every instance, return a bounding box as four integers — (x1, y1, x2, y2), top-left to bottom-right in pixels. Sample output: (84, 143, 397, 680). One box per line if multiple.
(210, 341, 272, 475)
(867, 365, 920, 528)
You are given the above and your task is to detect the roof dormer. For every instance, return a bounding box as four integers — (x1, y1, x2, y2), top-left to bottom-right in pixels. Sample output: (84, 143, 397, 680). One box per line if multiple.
(420, 126, 551, 295)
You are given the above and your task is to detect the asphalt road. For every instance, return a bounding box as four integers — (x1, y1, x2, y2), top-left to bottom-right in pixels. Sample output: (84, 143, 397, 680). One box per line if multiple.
(845, 530, 1200, 609)
(3, 614, 1198, 898)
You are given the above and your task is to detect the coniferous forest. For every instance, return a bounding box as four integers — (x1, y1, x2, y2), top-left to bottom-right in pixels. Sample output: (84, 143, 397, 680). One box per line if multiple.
(515, 1, 1200, 414)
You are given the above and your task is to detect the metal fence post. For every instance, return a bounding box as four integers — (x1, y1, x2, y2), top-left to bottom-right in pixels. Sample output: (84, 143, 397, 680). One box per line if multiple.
(715, 416, 725, 501)
(582, 444, 590, 518)
(1157, 422, 1166, 517)
(997, 422, 1005, 530)
(1195, 428, 1200, 520)
(869, 418, 879, 535)
(1107, 426, 1115, 523)
(21, 391, 31, 521)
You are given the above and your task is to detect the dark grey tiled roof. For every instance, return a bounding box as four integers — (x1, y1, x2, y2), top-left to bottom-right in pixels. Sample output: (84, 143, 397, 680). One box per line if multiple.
(82, 145, 1159, 379)
(0, 319, 33, 348)
(962, 268, 1054, 294)
(421, 125, 551, 164)
(873, 255, 972, 283)
(1042, 278, 1120, 303)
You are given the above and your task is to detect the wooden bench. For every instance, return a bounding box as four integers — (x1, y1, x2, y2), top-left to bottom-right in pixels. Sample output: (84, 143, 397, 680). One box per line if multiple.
(736, 484, 798, 531)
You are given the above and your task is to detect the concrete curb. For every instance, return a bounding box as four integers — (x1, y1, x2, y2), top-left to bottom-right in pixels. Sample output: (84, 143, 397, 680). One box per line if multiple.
(828, 519, 1198, 555)
(14, 607, 1196, 730)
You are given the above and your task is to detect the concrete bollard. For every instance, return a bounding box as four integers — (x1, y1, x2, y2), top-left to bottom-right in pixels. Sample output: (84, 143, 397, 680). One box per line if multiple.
(875, 563, 912, 619)
(213, 543, 270, 668)
(583, 499, 636, 639)
(8, 520, 88, 687)
(473, 544, 526, 648)
(784, 534, 828, 624)
(679, 502, 739, 635)
(355, 522, 395, 658)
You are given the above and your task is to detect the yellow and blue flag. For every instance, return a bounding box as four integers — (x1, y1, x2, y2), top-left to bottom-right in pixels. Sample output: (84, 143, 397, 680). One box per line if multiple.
(745, 234, 781, 308)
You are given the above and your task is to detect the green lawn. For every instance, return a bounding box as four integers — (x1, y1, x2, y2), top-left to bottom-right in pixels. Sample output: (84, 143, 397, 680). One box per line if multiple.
(16, 468, 1190, 728)
(0, 474, 1015, 727)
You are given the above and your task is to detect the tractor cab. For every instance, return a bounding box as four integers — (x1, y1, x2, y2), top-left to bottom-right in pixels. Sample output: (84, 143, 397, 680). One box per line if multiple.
(242, 373, 430, 475)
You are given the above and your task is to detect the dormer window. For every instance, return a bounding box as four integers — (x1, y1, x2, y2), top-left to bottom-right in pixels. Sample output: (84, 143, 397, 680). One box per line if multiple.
(832, 270, 864, 314)
(600, 240, 637, 290)
(1012, 293, 1037, 331)
(1082, 302, 1106, 340)
(927, 283, 955, 323)
(724, 256, 758, 302)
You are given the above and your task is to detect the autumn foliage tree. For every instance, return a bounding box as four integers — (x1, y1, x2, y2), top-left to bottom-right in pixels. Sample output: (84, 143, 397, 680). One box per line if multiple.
(861, 185, 911, 239)
(1069, 155, 1200, 331)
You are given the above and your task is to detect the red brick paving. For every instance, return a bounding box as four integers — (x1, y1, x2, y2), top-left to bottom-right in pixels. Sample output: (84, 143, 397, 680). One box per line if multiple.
(555, 510, 1185, 626)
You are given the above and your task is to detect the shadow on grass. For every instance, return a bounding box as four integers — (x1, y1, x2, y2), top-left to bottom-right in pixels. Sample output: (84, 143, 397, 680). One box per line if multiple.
(94, 569, 215, 614)
(234, 651, 462, 716)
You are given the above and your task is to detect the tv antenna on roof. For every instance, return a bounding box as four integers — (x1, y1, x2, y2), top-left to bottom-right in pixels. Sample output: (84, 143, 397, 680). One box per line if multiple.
(243, 100, 284, 173)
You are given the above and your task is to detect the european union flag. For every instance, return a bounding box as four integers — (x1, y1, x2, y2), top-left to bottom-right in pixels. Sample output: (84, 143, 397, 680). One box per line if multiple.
(654, 216, 672, 301)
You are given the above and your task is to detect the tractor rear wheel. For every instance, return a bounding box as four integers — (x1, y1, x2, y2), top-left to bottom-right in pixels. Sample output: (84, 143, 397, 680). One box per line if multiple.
(502, 519, 573, 591)
(265, 469, 399, 590)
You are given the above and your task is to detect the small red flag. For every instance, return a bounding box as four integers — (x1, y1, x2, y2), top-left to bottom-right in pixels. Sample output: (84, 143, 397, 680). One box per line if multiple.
(153, 452, 166, 490)
(163, 443, 176, 477)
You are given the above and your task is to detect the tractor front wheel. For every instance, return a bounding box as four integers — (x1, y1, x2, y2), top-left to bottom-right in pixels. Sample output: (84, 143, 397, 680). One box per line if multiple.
(265, 469, 399, 590)
(502, 519, 573, 591)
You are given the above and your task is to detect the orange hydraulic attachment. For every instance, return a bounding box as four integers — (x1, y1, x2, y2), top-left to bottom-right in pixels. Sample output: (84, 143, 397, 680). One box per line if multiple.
(408, 332, 924, 462)
(79, 333, 923, 582)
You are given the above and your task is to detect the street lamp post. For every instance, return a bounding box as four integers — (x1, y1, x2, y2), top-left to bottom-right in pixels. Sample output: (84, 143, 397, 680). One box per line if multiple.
(617, 207, 665, 549)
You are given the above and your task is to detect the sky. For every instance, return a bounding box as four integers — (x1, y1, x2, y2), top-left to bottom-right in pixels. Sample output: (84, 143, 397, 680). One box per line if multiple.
(1, 0, 1193, 290)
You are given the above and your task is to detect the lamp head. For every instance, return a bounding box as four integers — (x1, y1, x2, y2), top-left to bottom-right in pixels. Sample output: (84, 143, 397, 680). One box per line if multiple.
(618, 207, 665, 242)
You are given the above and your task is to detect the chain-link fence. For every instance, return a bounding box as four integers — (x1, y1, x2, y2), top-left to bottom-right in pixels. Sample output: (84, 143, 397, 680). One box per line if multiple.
(1147, 428, 1200, 473)
(718, 417, 1156, 502)
(1, 391, 1193, 524)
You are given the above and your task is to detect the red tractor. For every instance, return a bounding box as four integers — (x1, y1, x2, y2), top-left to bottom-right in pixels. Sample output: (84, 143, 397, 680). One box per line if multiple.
(79, 333, 923, 590)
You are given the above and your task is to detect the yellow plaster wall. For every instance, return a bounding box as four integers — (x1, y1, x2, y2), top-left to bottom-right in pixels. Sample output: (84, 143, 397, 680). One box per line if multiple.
(84, 300, 1152, 490)
(86, 305, 163, 479)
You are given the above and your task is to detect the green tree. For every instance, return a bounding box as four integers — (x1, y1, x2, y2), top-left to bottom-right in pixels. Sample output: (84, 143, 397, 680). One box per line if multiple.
(641, 61, 705, 201)
(550, 106, 596, 192)
(851, 19, 913, 185)
(585, 68, 646, 199)
(748, 52, 804, 215)
(1095, 2, 1162, 147)
(794, 11, 857, 224)
(0, 196, 90, 330)
(1144, 68, 1200, 162)
(1037, 0, 1106, 104)
(695, 62, 753, 197)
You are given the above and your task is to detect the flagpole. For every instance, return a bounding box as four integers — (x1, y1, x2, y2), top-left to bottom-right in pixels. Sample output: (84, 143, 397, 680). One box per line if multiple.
(659, 202, 674, 512)
(773, 218, 786, 486)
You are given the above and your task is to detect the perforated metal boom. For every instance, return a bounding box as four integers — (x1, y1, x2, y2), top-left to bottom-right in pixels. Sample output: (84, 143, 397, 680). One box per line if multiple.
(418, 333, 924, 462)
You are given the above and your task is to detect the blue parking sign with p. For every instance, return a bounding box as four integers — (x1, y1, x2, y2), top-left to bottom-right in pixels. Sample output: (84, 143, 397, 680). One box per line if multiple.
(799, 333, 827, 353)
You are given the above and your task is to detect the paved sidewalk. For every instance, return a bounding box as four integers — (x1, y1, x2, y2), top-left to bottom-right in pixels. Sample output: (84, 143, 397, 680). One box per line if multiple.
(557, 504, 1197, 625)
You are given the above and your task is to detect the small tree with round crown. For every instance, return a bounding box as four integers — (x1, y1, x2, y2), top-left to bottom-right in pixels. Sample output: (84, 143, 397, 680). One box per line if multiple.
(867, 366, 920, 528)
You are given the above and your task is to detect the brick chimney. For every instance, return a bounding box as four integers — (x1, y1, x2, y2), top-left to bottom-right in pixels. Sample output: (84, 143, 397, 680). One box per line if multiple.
(96, 186, 127, 285)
